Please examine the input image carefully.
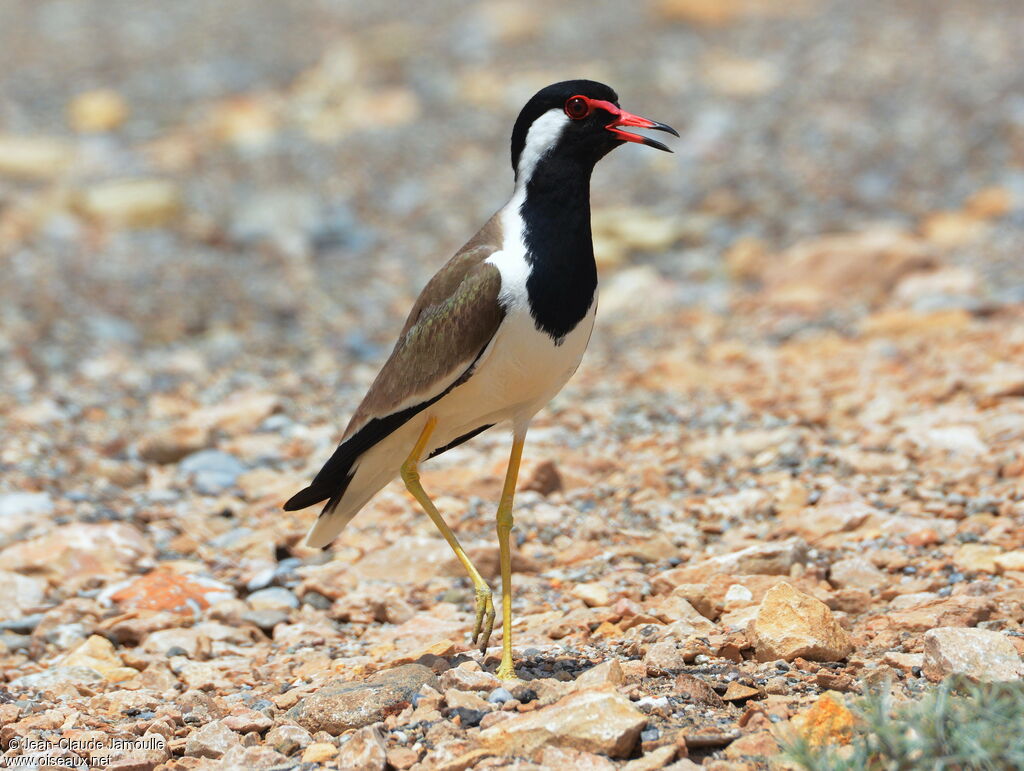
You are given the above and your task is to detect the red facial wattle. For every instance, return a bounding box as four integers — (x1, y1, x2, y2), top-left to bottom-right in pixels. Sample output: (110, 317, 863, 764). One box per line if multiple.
(563, 95, 679, 152)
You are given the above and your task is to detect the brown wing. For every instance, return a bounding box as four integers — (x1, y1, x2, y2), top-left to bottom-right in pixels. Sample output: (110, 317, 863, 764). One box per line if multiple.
(283, 214, 505, 513)
(342, 256, 504, 440)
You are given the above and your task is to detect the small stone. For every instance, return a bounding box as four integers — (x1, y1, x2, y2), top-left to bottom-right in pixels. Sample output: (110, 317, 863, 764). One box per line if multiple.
(188, 391, 280, 435)
(487, 687, 515, 704)
(74, 178, 182, 228)
(0, 135, 76, 179)
(478, 686, 647, 759)
(643, 642, 688, 674)
(138, 422, 210, 464)
(922, 627, 1024, 682)
(337, 724, 387, 771)
(0, 570, 47, 622)
(571, 582, 610, 607)
(185, 720, 241, 759)
(301, 741, 339, 763)
(440, 664, 500, 692)
(242, 609, 289, 632)
(953, 544, 1002, 574)
(519, 459, 563, 496)
(219, 745, 288, 769)
(723, 584, 754, 610)
(672, 539, 808, 582)
(444, 688, 489, 710)
(0, 521, 153, 584)
(574, 660, 625, 689)
(724, 729, 780, 759)
(68, 89, 129, 132)
(623, 744, 678, 771)
(265, 724, 312, 755)
(8, 665, 105, 689)
(995, 551, 1024, 573)
(386, 746, 421, 769)
(0, 492, 55, 518)
(179, 450, 246, 494)
(829, 557, 888, 592)
(672, 674, 725, 707)
(751, 582, 853, 662)
(721, 682, 760, 702)
(60, 634, 138, 682)
(247, 587, 300, 612)
(222, 708, 273, 734)
(887, 596, 993, 632)
(288, 664, 437, 734)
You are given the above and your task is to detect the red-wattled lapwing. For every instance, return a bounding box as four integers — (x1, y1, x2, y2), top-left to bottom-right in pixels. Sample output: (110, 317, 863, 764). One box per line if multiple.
(285, 80, 677, 679)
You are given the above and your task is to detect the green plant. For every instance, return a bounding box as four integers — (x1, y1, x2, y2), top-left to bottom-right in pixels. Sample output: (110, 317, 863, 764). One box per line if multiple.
(783, 677, 1024, 771)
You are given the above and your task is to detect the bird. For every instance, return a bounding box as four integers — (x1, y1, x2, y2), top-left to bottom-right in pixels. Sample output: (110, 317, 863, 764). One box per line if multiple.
(284, 80, 677, 680)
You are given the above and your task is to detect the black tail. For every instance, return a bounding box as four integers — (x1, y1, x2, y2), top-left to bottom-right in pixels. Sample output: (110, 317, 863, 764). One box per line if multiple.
(283, 441, 357, 511)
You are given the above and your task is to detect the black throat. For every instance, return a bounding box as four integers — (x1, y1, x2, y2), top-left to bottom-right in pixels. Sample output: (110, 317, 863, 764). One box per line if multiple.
(519, 154, 598, 343)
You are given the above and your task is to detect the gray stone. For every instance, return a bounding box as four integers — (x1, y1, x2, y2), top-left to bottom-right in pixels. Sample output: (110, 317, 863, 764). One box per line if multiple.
(0, 492, 54, 518)
(8, 666, 105, 689)
(242, 609, 290, 632)
(247, 586, 299, 611)
(179, 450, 246, 493)
(922, 627, 1024, 683)
(287, 664, 438, 734)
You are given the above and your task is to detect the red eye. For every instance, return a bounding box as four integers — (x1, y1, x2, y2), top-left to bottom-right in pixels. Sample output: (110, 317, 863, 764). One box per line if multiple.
(564, 96, 591, 120)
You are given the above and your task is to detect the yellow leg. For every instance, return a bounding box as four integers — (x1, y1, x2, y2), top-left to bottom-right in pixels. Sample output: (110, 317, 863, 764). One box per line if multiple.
(401, 417, 495, 650)
(495, 432, 526, 681)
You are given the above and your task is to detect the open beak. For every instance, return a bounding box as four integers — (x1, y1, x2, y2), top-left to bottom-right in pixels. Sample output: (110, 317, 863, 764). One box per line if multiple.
(606, 108, 679, 153)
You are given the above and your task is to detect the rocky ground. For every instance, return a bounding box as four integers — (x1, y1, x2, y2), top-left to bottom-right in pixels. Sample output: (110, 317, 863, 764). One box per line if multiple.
(2, 0, 1024, 769)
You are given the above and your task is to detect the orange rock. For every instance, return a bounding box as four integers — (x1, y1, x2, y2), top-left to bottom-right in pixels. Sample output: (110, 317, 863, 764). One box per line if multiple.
(789, 691, 855, 747)
(106, 568, 235, 614)
(965, 186, 1014, 219)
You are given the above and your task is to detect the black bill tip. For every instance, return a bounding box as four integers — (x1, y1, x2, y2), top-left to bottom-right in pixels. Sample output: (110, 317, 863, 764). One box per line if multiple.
(649, 120, 680, 138)
(641, 135, 674, 153)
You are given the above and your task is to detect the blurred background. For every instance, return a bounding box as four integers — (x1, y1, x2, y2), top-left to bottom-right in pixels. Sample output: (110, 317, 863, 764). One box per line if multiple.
(2, 0, 1024, 527)
(2, 0, 1022, 379)
(3, 5, 1024, 759)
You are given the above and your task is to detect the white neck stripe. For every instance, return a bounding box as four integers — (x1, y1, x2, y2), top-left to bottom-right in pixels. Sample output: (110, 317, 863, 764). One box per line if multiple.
(515, 108, 568, 191)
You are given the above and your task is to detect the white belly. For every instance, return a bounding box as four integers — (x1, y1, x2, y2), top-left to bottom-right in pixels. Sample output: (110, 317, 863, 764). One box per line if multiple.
(429, 297, 597, 443)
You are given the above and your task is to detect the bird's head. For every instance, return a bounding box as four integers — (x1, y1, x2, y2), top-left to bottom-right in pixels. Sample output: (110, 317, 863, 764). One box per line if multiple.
(510, 80, 678, 182)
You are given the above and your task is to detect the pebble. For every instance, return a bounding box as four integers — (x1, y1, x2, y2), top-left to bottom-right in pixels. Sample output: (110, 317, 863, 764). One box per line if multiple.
(478, 687, 648, 759)
(0, 492, 54, 518)
(264, 724, 312, 755)
(337, 724, 388, 771)
(287, 664, 437, 734)
(0, 134, 75, 178)
(247, 586, 300, 611)
(184, 720, 241, 759)
(68, 89, 129, 132)
(0, 522, 153, 583)
(829, 557, 888, 592)
(922, 627, 1024, 683)
(74, 178, 182, 228)
(0, 570, 47, 622)
(179, 449, 246, 494)
(751, 582, 853, 662)
(59, 635, 138, 682)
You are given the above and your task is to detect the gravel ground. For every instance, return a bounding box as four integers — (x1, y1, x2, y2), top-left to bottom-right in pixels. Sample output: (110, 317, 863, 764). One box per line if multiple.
(1, 1, 1024, 769)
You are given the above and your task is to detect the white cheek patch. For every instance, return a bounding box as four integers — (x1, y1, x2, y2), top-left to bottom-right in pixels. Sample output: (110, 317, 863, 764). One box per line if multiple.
(516, 108, 569, 186)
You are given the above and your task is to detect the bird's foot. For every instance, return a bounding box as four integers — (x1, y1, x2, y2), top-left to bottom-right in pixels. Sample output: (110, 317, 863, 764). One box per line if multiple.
(495, 654, 516, 681)
(471, 584, 495, 652)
